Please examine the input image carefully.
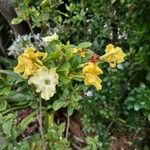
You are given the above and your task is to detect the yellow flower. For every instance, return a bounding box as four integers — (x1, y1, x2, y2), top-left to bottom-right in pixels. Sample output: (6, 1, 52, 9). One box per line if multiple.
(28, 67, 59, 100)
(83, 62, 103, 75)
(42, 33, 59, 43)
(84, 73, 102, 90)
(105, 44, 114, 53)
(14, 47, 47, 79)
(82, 62, 103, 90)
(101, 44, 126, 68)
(73, 48, 85, 57)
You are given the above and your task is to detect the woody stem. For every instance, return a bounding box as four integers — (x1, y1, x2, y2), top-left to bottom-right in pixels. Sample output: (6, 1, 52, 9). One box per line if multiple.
(38, 98, 46, 149)
(66, 113, 70, 138)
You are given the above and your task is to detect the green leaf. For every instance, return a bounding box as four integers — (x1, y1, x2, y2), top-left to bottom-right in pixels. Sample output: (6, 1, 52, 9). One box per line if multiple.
(16, 141, 30, 150)
(148, 114, 150, 121)
(40, 13, 49, 22)
(0, 86, 11, 95)
(57, 62, 71, 84)
(0, 69, 21, 78)
(67, 106, 74, 116)
(11, 18, 23, 25)
(120, 0, 125, 4)
(77, 42, 92, 49)
(24, 0, 30, 5)
(57, 62, 70, 74)
(58, 72, 71, 84)
(45, 44, 56, 54)
(71, 92, 80, 101)
(0, 99, 7, 111)
(17, 111, 36, 135)
(2, 119, 13, 137)
(146, 72, 150, 81)
(7, 144, 14, 150)
(53, 100, 66, 111)
(7, 90, 34, 104)
(0, 136, 7, 150)
(30, 7, 40, 27)
(63, 45, 74, 58)
(48, 45, 61, 60)
(19, 3, 29, 18)
(134, 103, 140, 111)
(111, 0, 116, 4)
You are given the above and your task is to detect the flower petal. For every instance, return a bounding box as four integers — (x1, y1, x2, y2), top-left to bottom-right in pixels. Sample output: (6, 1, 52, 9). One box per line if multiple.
(28, 67, 59, 100)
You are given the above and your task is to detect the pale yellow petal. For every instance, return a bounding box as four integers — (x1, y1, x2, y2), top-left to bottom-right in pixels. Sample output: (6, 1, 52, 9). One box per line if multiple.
(102, 44, 126, 68)
(28, 66, 59, 100)
(14, 65, 24, 74)
(83, 62, 103, 75)
(42, 33, 59, 43)
(84, 73, 102, 91)
(105, 44, 114, 53)
(14, 47, 47, 79)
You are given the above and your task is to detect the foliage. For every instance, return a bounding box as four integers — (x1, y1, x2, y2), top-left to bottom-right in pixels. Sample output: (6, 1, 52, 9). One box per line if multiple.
(0, 29, 126, 150)
(0, 0, 150, 149)
(125, 83, 150, 121)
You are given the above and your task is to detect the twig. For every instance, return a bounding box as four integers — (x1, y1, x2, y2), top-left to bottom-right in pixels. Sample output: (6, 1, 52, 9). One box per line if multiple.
(66, 113, 70, 138)
(26, 19, 39, 49)
(133, 128, 140, 140)
(72, 143, 82, 150)
(73, 135, 85, 143)
(107, 120, 115, 133)
(38, 98, 46, 150)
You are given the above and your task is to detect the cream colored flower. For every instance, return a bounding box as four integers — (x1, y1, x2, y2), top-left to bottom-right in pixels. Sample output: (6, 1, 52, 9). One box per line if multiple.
(14, 47, 47, 79)
(101, 44, 126, 68)
(28, 67, 59, 100)
(42, 33, 59, 43)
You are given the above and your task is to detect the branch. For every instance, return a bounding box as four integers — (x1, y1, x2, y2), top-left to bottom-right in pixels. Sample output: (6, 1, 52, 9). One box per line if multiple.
(38, 98, 46, 150)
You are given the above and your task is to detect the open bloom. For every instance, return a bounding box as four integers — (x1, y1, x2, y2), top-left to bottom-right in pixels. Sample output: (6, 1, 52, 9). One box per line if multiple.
(84, 73, 102, 90)
(28, 67, 59, 100)
(82, 62, 103, 90)
(14, 47, 47, 79)
(101, 44, 126, 68)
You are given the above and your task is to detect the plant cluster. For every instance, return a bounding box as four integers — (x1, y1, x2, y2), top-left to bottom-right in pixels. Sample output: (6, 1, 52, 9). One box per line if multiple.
(0, 0, 150, 149)
(1, 34, 126, 150)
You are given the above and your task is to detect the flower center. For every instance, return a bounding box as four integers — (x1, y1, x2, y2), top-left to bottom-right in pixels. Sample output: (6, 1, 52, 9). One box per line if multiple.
(44, 80, 51, 85)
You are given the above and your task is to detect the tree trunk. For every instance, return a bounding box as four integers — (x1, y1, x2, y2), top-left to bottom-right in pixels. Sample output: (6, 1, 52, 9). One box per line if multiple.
(0, 0, 29, 37)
